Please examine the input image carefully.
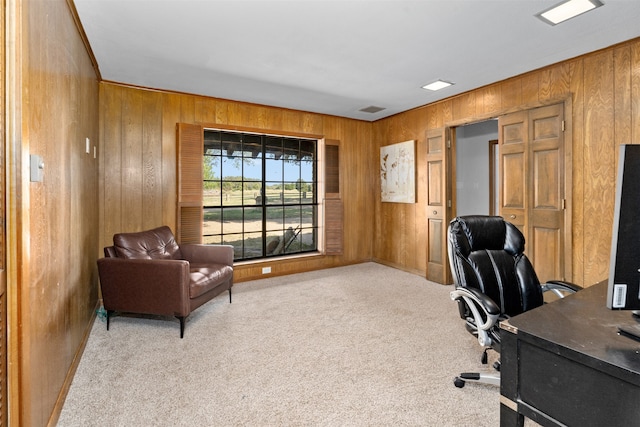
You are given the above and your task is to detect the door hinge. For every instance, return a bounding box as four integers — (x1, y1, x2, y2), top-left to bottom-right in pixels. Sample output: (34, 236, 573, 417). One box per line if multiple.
(562, 120, 565, 132)
(562, 199, 566, 210)
(447, 139, 451, 149)
(447, 200, 452, 208)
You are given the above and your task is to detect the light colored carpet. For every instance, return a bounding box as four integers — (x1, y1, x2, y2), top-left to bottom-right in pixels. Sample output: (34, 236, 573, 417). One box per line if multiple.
(58, 262, 505, 426)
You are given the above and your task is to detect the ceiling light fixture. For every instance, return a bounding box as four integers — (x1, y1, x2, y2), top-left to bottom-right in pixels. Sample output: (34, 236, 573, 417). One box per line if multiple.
(422, 80, 454, 91)
(537, 0, 603, 25)
(359, 105, 386, 114)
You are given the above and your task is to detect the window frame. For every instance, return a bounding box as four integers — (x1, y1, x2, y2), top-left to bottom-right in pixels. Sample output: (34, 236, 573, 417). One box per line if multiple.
(202, 128, 320, 261)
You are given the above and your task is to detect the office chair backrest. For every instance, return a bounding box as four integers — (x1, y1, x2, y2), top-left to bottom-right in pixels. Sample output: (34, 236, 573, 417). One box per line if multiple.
(448, 215, 543, 317)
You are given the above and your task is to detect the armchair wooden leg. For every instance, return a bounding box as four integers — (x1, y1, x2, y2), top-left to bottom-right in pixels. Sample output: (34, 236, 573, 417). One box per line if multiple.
(106, 310, 114, 331)
(229, 287, 232, 303)
(177, 316, 185, 338)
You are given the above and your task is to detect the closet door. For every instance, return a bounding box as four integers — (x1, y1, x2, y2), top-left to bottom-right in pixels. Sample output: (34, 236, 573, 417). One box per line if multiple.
(425, 128, 451, 284)
(498, 104, 568, 283)
(529, 103, 566, 282)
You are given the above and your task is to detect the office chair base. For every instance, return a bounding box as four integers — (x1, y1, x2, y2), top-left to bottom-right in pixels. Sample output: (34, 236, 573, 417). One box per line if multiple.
(454, 372, 501, 388)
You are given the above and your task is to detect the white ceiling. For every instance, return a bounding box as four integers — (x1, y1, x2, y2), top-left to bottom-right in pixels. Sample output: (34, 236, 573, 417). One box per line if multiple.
(74, 0, 640, 121)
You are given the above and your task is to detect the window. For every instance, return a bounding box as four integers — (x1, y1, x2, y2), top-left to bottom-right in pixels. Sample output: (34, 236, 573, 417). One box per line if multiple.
(203, 129, 318, 261)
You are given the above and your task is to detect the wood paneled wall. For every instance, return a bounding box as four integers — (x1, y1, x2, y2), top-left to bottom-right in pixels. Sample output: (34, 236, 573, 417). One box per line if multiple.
(99, 83, 375, 281)
(372, 37, 640, 288)
(101, 37, 640, 288)
(7, 0, 100, 425)
(7, 0, 640, 423)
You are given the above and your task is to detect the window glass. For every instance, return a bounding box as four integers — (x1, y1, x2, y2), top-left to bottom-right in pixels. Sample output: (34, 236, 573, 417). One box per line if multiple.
(243, 158, 261, 181)
(203, 129, 318, 261)
(265, 159, 283, 181)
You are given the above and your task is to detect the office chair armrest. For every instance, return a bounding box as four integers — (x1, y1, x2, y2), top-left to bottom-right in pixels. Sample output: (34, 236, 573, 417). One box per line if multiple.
(542, 280, 582, 298)
(451, 287, 500, 347)
(451, 287, 501, 316)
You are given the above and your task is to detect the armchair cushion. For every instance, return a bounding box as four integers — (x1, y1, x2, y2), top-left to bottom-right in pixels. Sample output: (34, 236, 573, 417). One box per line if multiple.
(189, 263, 234, 298)
(113, 225, 182, 260)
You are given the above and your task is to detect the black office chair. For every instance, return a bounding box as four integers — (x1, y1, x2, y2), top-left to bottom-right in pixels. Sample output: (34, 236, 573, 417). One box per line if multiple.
(447, 215, 581, 388)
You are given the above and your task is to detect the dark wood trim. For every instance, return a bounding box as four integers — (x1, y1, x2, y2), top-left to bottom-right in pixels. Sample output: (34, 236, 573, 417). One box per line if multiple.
(489, 139, 498, 216)
(203, 123, 324, 141)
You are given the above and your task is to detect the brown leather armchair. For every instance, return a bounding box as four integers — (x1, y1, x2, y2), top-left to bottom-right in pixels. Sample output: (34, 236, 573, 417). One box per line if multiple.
(97, 226, 233, 338)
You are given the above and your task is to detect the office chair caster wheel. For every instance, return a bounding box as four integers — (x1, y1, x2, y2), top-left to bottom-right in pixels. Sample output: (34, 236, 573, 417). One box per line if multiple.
(454, 377, 466, 388)
(493, 361, 501, 371)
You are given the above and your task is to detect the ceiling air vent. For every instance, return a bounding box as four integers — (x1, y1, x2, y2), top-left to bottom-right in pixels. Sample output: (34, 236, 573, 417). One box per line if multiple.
(359, 105, 386, 114)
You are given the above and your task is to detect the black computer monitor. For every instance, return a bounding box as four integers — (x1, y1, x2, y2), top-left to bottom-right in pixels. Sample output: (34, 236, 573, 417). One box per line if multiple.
(607, 144, 640, 311)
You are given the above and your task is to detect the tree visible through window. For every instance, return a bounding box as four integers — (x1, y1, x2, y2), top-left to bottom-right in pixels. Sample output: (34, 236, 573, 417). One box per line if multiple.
(203, 129, 318, 261)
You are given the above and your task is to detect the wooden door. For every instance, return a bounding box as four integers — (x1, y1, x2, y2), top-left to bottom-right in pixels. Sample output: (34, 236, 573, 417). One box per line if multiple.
(529, 104, 566, 282)
(425, 128, 451, 284)
(499, 111, 528, 233)
(498, 104, 569, 283)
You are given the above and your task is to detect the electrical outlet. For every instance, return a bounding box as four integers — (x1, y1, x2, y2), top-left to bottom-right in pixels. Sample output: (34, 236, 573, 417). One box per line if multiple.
(262, 266, 271, 274)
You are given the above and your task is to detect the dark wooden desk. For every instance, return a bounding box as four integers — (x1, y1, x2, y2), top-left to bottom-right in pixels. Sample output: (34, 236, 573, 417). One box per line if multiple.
(500, 281, 640, 426)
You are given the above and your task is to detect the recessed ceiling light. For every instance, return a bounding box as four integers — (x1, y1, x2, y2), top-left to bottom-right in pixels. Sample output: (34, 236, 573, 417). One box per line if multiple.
(422, 80, 454, 91)
(359, 105, 386, 114)
(537, 0, 603, 26)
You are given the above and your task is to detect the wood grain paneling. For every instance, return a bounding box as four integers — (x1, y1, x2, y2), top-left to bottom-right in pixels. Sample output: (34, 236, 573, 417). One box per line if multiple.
(633, 40, 640, 144)
(0, 0, 7, 423)
(142, 91, 164, 227)
(7, 0, 100, 425)
(374, 37, 640, 287)
(582, 50, 616, 286)
(100, 83, 374, 283)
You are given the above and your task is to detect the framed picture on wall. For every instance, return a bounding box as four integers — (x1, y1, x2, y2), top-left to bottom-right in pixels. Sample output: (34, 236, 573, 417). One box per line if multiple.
(380, 139, 415, 203)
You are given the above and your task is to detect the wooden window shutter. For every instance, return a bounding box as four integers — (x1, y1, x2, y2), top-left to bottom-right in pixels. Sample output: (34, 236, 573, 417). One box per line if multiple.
(325, 139, 341, 199)
(324, 198, 343, 255)
(176, 123, 204, 244)
(324, 139, 343, 254)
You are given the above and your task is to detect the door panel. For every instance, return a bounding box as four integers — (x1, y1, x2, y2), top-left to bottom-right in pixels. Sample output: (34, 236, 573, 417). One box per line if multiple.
(425, 128, 450, 284)
(533, 149, 560, 209)
(532, 225, 562, 281)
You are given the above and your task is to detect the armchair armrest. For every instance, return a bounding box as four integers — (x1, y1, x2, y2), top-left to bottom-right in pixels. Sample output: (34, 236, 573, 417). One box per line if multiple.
(450, 287, 500, 347)
(97, 258, 191, 316)
(180, 244, 234, 266)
